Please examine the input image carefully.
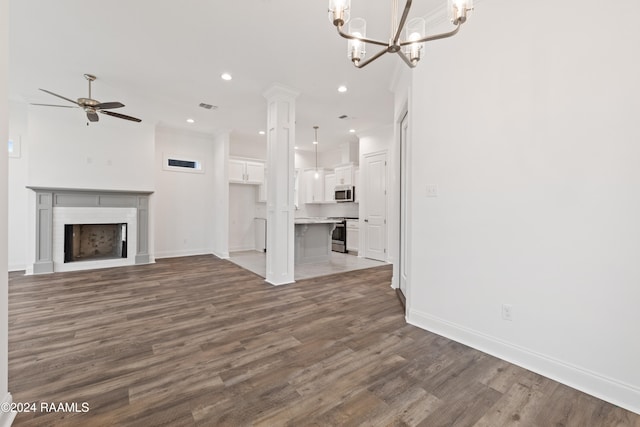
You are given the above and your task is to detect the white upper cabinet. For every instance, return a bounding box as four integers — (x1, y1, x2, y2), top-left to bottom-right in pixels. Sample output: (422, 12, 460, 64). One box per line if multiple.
(334, 164, 354, 186)
(324, 173, 336, 202)
(229, 159, 246, 183)
(229, 158, 265, 185)
(304, 169, 325, 203)
(245, 161, 265, 184)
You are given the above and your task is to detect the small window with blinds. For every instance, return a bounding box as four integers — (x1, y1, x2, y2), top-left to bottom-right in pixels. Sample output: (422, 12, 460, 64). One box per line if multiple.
(163, 154, 204, 174)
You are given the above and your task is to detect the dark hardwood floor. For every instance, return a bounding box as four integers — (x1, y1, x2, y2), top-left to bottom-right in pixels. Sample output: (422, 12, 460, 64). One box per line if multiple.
(8, 255, 640, 426)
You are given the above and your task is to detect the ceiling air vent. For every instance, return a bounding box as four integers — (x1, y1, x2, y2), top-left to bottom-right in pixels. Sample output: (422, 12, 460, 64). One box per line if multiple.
(199, 103, 218, 110)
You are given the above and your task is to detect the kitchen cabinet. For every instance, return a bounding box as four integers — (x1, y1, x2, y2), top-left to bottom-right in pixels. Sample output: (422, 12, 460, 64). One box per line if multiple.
(304, 169, 325, 203)
(346, 219, 359, 252)
(324, 173, 335, 202)
(334, 164, 354, 186)
(294, 218, 342, 264)
(229, 158, 265, 184)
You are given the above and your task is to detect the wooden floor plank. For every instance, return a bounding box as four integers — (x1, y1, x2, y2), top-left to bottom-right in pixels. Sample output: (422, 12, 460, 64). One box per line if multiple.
(7, 255, 639, 426)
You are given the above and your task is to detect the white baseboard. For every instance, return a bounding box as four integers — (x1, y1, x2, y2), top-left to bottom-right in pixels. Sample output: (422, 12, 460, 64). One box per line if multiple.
(212, 250, 229, 260)
(229, 246, 257, 253)
(0, 393, 16, 427)
(154, 249, 213, 259)
(265, 277, 295, 286)
(407, 308, 640, 416)
(8, 264, 26, 273)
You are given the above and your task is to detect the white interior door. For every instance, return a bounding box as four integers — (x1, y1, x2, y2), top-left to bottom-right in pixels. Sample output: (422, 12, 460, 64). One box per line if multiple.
(364, 151, 387, 261)
(399, 112, 409, 296)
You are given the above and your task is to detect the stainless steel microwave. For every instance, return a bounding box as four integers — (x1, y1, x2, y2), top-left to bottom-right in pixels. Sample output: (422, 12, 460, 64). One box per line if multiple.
(335, 185, 354, 202)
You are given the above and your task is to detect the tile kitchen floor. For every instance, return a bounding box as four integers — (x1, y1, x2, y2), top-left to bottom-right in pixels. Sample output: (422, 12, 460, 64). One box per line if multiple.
(228, 250, 387, 280)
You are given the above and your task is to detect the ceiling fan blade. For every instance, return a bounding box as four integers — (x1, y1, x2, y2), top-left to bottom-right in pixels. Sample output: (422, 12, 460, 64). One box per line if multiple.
(95, 101, 124, 110)
(31, 103, 78, 108)
(87, 111, 99, 122)
(100, 110, 142, 123)
(39, 88, 80, 106)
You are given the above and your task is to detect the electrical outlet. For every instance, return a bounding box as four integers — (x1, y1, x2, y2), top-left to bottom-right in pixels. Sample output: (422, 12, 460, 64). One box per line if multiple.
(426, 184, 439, 197)
(502, 304, 513, 321)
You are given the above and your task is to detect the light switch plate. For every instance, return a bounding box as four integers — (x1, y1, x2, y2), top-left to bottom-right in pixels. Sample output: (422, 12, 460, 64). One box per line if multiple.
(426, 184, 439, 197)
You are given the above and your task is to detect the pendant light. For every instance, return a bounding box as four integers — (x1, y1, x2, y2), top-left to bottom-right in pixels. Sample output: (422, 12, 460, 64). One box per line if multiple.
(313, 126, 319, 179)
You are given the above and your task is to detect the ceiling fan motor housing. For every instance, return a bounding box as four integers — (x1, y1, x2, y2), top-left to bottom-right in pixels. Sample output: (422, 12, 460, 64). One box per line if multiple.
(78, 98, 99, 107)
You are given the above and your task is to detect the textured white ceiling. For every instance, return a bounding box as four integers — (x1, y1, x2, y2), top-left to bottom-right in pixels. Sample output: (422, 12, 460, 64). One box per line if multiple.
(9, 0, 446, 151)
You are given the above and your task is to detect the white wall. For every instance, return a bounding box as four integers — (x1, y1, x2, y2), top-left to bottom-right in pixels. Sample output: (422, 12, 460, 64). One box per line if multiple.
(405, 0, 640, 413)
(0, 0, 13, 422)
(7, 102, 28, 270)
(318, 147, 342, 169)
(154, 126, 217, 258)
(229, 184, 260, 252)
(27, 107, 154, 191)
(230, 134, 267, 159)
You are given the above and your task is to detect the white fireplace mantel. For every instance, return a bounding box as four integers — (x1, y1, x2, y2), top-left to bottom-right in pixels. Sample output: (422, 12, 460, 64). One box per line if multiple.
(27, 187, 153, 274)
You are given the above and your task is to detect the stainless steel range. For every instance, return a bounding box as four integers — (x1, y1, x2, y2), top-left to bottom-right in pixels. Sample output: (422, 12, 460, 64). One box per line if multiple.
(329, 217, 358, 253)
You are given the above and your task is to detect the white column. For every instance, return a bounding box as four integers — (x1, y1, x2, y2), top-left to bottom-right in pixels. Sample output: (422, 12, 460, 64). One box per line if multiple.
(263, 84, 299, 285)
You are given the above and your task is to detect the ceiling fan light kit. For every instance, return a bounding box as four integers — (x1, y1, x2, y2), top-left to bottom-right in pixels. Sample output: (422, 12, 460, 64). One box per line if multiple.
(33, 73, 142, 124)
(328, 0, 473, 68)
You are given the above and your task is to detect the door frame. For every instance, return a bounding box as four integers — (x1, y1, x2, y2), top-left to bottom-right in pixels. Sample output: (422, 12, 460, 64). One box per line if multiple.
(398, 108, 411, 310)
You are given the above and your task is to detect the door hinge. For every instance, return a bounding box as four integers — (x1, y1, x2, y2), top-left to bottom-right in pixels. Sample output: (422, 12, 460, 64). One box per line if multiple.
(384, 248, 387, 253)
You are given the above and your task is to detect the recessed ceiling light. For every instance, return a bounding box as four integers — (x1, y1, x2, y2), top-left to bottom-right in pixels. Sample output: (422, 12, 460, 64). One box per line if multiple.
(221, 73, 232, 81)
(294, 146, 299, 150)
(258, 130, 265, 135)
(338, 85, 348, 93)
(186, 118, 195, 123)
(349, 129, 356, 133)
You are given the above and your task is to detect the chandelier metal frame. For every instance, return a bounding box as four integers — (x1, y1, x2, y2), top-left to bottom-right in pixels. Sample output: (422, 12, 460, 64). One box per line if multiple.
(329, 0, 473, 68)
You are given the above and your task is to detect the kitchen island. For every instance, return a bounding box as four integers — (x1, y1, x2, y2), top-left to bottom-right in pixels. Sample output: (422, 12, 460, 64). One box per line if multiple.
(294, 218, 341, 264)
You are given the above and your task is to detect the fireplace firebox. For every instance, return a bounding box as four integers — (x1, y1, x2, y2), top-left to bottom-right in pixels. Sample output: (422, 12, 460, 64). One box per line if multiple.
(64, 223, 127, 263)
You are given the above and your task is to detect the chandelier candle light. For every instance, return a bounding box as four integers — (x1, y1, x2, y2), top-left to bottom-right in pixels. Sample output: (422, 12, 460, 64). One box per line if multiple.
(328, 0, 473, 68)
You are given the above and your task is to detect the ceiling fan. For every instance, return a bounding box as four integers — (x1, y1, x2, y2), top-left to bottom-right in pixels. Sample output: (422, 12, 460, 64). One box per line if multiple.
(33, 73, 142, 123)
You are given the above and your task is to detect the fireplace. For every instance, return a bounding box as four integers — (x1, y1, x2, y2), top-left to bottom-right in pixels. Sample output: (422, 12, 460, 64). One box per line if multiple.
(64, 223, 128, 263)
(28, 187, 153, 274)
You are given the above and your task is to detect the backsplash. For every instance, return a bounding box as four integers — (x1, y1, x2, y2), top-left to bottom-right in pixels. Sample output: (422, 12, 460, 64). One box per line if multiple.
(295, 202, 359, 219)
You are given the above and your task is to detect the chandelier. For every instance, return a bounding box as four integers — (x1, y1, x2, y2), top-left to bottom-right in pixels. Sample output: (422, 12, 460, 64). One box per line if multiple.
(328, 0, 473, 68)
